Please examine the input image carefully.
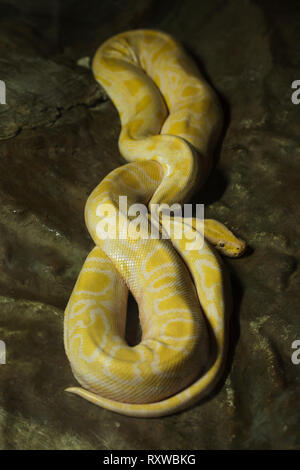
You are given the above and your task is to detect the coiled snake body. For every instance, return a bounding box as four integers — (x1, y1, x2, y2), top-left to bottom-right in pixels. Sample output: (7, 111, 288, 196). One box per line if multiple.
(64, 30, 245, 417)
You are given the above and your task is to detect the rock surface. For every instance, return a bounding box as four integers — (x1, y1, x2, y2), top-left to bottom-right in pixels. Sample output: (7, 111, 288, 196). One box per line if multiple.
(0, 0, 299, 450)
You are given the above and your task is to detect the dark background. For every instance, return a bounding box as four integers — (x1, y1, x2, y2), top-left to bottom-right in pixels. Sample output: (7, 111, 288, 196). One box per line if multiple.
(0, 0, 299, 450)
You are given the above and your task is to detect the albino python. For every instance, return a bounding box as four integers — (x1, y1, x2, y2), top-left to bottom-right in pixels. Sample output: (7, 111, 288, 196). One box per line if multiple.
(64, 30, 246, 418)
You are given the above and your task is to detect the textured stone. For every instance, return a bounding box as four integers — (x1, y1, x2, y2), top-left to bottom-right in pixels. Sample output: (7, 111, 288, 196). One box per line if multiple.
(0, 0, 299, 450)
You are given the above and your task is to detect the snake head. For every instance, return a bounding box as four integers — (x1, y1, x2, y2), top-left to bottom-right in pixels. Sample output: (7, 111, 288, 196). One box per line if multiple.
(204, 219, 247, 258)
(216, 238, 247, 258)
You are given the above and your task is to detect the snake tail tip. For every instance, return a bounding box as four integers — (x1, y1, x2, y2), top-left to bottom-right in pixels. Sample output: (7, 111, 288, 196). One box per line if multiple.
(65, 387, 81, 394)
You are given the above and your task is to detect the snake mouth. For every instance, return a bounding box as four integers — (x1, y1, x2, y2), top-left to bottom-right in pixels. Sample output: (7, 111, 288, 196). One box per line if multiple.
(229, 240, 247, 258)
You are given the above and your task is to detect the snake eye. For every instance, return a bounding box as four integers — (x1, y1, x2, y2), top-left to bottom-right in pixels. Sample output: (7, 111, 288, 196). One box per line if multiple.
(219, 242, 225, 248)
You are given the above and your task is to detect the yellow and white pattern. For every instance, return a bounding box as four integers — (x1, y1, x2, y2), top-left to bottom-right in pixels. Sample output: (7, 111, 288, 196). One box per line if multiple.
(64, 30, 246, 417)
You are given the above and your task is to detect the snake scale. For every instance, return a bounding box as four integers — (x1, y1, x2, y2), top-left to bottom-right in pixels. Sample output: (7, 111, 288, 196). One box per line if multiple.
(64, 30, 246, 418)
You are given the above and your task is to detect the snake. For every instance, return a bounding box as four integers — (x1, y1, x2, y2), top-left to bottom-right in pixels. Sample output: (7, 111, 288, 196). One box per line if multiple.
(64, 29, 246, 418)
